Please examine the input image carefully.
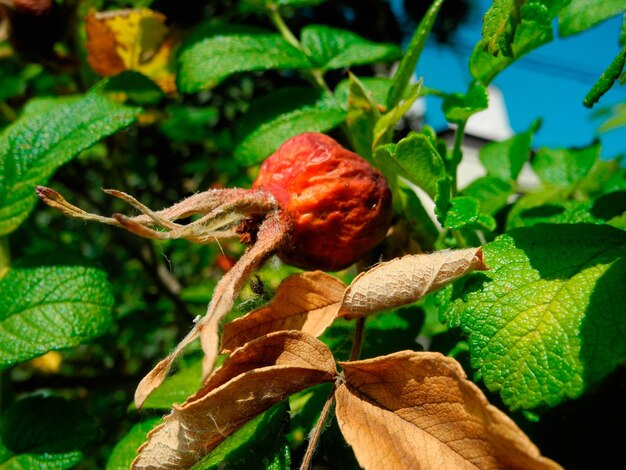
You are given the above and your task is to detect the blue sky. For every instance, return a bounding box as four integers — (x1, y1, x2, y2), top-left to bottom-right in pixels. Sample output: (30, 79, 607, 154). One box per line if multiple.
(395, 0, 626, 161)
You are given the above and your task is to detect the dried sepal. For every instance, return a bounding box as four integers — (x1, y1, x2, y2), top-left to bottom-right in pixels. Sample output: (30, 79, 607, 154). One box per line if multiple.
(134, 211, 289, 408)
(335, 351, 562, 470)
(339, 247, 487, 319)
(220, 271, 345, 354)
(131, 331, 337, 470)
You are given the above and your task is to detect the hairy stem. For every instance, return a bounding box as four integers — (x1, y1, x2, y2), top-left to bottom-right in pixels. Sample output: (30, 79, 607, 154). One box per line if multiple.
(300, 385, 337, 470)
(267, 6, 331, 95)
(349, 317, 366, 362)
(450, 119, 467, 197)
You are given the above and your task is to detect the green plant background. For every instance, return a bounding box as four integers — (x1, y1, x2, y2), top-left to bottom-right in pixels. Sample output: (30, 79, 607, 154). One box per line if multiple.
(1, 0, 625, 469)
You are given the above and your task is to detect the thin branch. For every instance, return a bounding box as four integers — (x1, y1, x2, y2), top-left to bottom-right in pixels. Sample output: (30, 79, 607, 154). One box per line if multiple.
(300, 385, 337, 470)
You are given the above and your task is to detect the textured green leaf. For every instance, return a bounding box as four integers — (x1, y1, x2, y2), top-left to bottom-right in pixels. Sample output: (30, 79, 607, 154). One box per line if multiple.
(177, 24, 311, 93)
(234, 87, 345, 165)
(0, 395, 97, 469)
(470, 19, 551, 84)
(512, 190, 626, 228)
(443, 196, 497, 231)
(0, 91, 140, 236)
(191, 401, 290, 470)
(442, 82, 489, 124)
(559, 0, 625, 37)
(461, 176, 514, 216)
(440, 224, 626, 410)
(387, 0, 443, 108)
(342, 74, 381, 160)
(506, 187, 568, 229)
(481, 0, 520, 57)
(0, 265, 114, 368)
(532, 143, 600, 187)
(479, 119, 540, 180)
(374, 132, 446, 200)
(301, 25, 400, 71)
(583, 46, 626, 108)
(106, 418, 161, 470)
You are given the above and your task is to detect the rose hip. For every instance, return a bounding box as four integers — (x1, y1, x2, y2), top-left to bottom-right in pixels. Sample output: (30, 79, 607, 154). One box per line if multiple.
(253, 132, 391, 271)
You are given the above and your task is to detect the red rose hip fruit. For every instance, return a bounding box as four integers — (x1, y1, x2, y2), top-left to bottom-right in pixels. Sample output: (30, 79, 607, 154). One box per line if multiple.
(253, 132, 392, 271)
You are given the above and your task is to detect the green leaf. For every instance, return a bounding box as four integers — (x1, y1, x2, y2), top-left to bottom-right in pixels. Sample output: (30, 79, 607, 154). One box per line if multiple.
(598, 102, 626, 132)
(0, 395, 98, 469)
(387, 0, 443, 108)
(559, 0, 625, 37)
(506, 187, 568, 229)
(140, 357, 203, 410)
(335, 77, 392, 108)
(0, 265, 114, 369)
(443, 196, 497, 231)
(106, 418, 161, 470)
(234, 87, 345, 165)
(461, 176, 514, 216)
(373, 79, 422, 148)
(301, 25, 401, 71)
(442, 82, 489, 124)
(0, 61, 42, 102)
(342, 73, 381, 160)
(0, 91, 140, 236)
(397, 185, 439, 252)
(481, 0, 521, 57)
(374, 132, 446, 200)
(583, 45, 626, 108)
(99, 71, 164, 106)
(240, 0, 328, 13)
(479, 119, 540, 180)
(191, 401, 290, 470)
(177, 24, 311, 93)
(470, 18, 551, 84)
(159, 105, 219, 143)
(440, 224, 626, 410)
(512, 190, 626, 228)
(532, 143, 600, 187)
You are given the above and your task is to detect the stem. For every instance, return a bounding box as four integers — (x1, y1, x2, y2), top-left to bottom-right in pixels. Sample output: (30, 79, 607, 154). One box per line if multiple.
(0, 101, 17, 122)
(0, 236, 9, 280)
(349, 317, 365, 361)
(299, 385, 337, 470)
(267, 6, 332, 95)
(450, 120, 467, 197)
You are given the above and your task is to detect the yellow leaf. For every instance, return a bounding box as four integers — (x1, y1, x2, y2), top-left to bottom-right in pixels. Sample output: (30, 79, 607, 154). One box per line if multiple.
(336, 351, 562, 470)
(85, 8, 177, 93)
(221, 271, 345, 354)
(339, 247, 487, 319)
(131, 331, 337, 469)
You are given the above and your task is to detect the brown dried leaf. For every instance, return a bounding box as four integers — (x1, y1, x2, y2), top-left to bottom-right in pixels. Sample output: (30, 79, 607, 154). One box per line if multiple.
(132, 331, 337, 469)
(335, 351, 562, 470)
(221, 271, 345, 354)
(339, 247, 487, 319)
(134, 212, 288, 408)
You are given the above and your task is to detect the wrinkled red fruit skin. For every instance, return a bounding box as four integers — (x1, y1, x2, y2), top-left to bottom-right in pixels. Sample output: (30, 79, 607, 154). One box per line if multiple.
(252, 133, 392, 271)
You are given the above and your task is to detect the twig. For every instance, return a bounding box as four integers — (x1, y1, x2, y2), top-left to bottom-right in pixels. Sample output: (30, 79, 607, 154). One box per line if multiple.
(299, 384, 337, 470)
